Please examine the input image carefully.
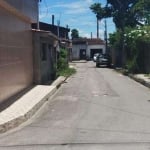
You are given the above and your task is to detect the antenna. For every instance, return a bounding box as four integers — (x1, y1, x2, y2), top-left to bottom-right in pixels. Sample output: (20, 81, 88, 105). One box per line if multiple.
(59, 12, 62, 26)
(91, 32, 93, 39)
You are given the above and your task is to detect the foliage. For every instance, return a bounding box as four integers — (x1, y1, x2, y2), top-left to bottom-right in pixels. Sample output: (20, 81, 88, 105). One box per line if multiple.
(57, 48, 68, 71)
(57, 68, 76, 77)
(57, 48, 76, 77)
(71, 29, 79, 40)
(90, 3, 110, 19)
(124, 26, 150, 73)
(90, 0, 150, 30)
(90, 0, 138, 67)
(90, 0, 150, 68)
(124, 26, 150, 52)
(132, 0, 150, 25)
(109, 30, 121, 49)
(90, 0, 138, 30)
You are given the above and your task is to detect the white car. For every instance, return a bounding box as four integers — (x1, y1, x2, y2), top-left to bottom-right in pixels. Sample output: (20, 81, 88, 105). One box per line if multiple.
(93, 53, 100, 62)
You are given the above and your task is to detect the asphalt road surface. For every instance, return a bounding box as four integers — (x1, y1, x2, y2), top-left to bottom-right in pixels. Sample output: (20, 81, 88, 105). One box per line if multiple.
(0, 61, 150, 150)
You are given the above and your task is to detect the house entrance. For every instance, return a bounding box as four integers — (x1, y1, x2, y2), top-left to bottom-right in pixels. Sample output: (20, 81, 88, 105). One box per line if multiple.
(80, 49, 86, 60)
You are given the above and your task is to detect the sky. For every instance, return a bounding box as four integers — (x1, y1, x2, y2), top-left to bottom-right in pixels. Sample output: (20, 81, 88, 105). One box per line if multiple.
(39, 0, 116, 39)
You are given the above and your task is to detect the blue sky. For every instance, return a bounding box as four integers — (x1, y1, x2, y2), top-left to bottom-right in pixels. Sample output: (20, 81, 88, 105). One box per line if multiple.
(39, 0, 116, 39)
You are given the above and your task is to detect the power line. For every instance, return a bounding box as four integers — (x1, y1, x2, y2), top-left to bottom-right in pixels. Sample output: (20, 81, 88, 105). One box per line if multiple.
(43, 0, 49, 17)
(39, 0, 49, 19)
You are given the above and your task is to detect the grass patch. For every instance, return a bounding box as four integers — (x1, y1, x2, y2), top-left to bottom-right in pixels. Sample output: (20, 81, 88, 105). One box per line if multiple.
(57, 68, 76, 77)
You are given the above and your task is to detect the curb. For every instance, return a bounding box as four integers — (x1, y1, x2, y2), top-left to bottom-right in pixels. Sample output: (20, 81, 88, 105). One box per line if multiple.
(51, 76, 66, 88)
(114, 69, 150, 89)
(128, 74, 150, 89)
(71, 60, 87, 63)
(0, 76, 66, 133)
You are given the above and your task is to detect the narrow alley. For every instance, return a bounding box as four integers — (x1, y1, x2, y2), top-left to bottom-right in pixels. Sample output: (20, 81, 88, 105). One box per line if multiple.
(0, 61, 150, 150)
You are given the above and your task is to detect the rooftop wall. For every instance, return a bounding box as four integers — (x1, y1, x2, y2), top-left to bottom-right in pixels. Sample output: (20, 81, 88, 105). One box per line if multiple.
(5, 0, 38, 23)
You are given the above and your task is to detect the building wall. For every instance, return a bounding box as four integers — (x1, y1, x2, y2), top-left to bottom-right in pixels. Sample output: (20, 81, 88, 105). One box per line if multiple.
(72, 43, 105, 60)
(32, 31, 57, 84)
(40, 37, 56, 84)
(0, 6, 33, 103)
(5, 0, 38, 23)
(72, 44, 87, 60)
(87, 45, 106, 58)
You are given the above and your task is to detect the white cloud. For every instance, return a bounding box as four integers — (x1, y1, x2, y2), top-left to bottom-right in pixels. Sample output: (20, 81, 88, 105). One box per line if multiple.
(78, 29, 90, 38)
(39, 13, 47, 19)
(66, 15, 96, 28)
(83, 0, 94, 4)
(99, 20, 105, 26)
(65, 8, 88, 15)
(39, 0, 115, 39)
(53, 0, 93, 15)
(99, 29, 104, 39)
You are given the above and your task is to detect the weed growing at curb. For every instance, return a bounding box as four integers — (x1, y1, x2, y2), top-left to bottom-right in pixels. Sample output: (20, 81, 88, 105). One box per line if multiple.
(57, 48, 76, 77)
(57, 68, 76, 77)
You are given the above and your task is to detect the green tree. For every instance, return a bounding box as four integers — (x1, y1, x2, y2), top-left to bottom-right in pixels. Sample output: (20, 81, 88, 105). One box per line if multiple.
(132, 0, 150, 25)
(90, 1, 140, 31)
(71, 29, 79, 40)
(90, 0, 150, 30)
(90, 0, 143, 67)
(90, 3, 108, 20)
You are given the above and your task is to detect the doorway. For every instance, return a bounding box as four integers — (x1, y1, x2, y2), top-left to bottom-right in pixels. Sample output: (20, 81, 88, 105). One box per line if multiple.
(80, 49, 86, 60)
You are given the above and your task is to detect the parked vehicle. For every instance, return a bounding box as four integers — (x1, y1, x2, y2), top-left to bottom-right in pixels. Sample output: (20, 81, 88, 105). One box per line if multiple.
(93, 53, 100, 62)
(96, 54, 111, 67)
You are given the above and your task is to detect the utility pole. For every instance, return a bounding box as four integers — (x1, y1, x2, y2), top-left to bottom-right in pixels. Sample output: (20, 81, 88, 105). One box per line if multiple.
(91, 32, 93, 39)
(97, 16, 99, 39)
(37, 1, 40, 29)
(104, 19, 108, 53)
(57, 20, 60, 38)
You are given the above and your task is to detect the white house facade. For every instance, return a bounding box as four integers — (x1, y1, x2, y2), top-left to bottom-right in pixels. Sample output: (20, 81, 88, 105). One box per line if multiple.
(72, 38, 106, 60)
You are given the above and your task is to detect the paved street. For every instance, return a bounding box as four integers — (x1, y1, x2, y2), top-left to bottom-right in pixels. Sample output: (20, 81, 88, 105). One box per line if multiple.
(0, 61, 150, 150)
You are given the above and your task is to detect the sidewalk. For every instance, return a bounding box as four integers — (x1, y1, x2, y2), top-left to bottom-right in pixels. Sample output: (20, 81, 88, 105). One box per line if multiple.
(0, 76, 66, 133)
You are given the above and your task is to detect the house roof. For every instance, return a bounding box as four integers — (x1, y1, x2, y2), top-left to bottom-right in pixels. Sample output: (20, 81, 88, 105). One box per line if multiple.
(86, 38, 105, 45)
(32, 22, 70, 39)
(72, 38, 105, 45)
(32, 29, 58, 40)
(72, 38, 87, 44)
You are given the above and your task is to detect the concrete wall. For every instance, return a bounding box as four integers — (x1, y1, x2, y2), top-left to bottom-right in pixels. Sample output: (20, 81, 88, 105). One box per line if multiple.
(145, 47, 150, 73)
(0, 7, 34, 103)
(72, 44, 87, 60)
(138, 43, 150, 73)
(87, 45, 106, 58)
